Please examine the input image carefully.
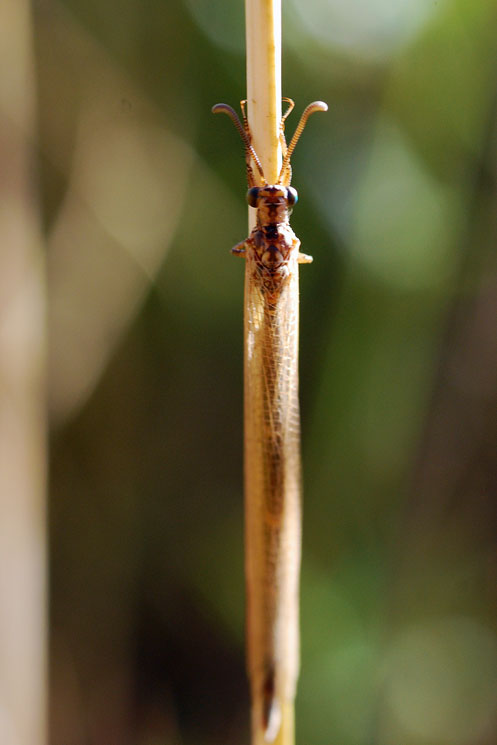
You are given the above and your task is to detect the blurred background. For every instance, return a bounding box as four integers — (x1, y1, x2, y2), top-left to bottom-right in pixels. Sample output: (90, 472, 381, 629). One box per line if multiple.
(1, 0, 497, 743)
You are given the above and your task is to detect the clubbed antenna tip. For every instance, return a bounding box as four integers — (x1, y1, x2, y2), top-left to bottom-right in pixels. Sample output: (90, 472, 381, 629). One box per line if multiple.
(279, 100, 328, 184)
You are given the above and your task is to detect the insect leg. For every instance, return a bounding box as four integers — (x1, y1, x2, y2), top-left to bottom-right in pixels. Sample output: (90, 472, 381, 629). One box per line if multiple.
(279, 98, 295, 186)
(240, 100, 250, 137)
(294, 238, 312, 263)
(281, 97, 295, 122)
(231, 240, 247, 257)
(240, 100, 262, 188)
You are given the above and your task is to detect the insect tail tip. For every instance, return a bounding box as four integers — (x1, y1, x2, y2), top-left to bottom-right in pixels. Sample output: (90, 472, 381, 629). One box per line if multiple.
(263, 694, 281, 743)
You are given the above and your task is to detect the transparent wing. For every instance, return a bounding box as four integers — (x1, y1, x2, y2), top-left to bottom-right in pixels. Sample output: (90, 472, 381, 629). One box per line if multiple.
(243, 253, 302, 733)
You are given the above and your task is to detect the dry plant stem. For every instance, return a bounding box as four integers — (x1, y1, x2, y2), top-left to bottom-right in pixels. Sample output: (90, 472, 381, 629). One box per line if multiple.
(246, 0, 282, 188)
(0, 1, 47, 743)
(244, 2, 298, 745)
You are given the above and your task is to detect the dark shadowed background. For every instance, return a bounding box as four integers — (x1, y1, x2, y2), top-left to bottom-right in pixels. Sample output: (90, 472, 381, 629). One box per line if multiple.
(29, 0, 497, 742)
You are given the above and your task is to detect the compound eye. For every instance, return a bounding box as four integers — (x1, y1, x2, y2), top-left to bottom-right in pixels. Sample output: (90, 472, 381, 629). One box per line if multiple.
(247, 187, 260, 207)
(286, 187, 298, 206)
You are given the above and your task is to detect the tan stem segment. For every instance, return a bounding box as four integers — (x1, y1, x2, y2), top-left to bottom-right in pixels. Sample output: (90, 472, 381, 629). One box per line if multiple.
(246, 0, 282, 190)
(0, 1, 47, 743)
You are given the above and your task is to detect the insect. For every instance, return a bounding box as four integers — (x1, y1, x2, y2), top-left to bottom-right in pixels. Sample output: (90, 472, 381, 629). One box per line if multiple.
(212, 98, 327, 743)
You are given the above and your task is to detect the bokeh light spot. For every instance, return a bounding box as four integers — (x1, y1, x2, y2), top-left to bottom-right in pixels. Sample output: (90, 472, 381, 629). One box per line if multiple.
(383, 617, 497, 742)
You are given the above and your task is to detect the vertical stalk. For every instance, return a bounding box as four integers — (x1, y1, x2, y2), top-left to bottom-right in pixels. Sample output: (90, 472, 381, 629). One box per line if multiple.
(245, 0, 282, 190)
(244, 4, 296, 745)
(0, 1, 47, 744)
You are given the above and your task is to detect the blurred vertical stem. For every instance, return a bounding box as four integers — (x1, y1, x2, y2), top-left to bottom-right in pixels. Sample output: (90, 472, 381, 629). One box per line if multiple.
(244, 4, 295, 745)
(0, 1, 47, 744)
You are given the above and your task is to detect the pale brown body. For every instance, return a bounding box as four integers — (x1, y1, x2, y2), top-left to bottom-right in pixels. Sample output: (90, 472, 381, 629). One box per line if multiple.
(233, 186, 311, 739)
(212, 99, 327, 742)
